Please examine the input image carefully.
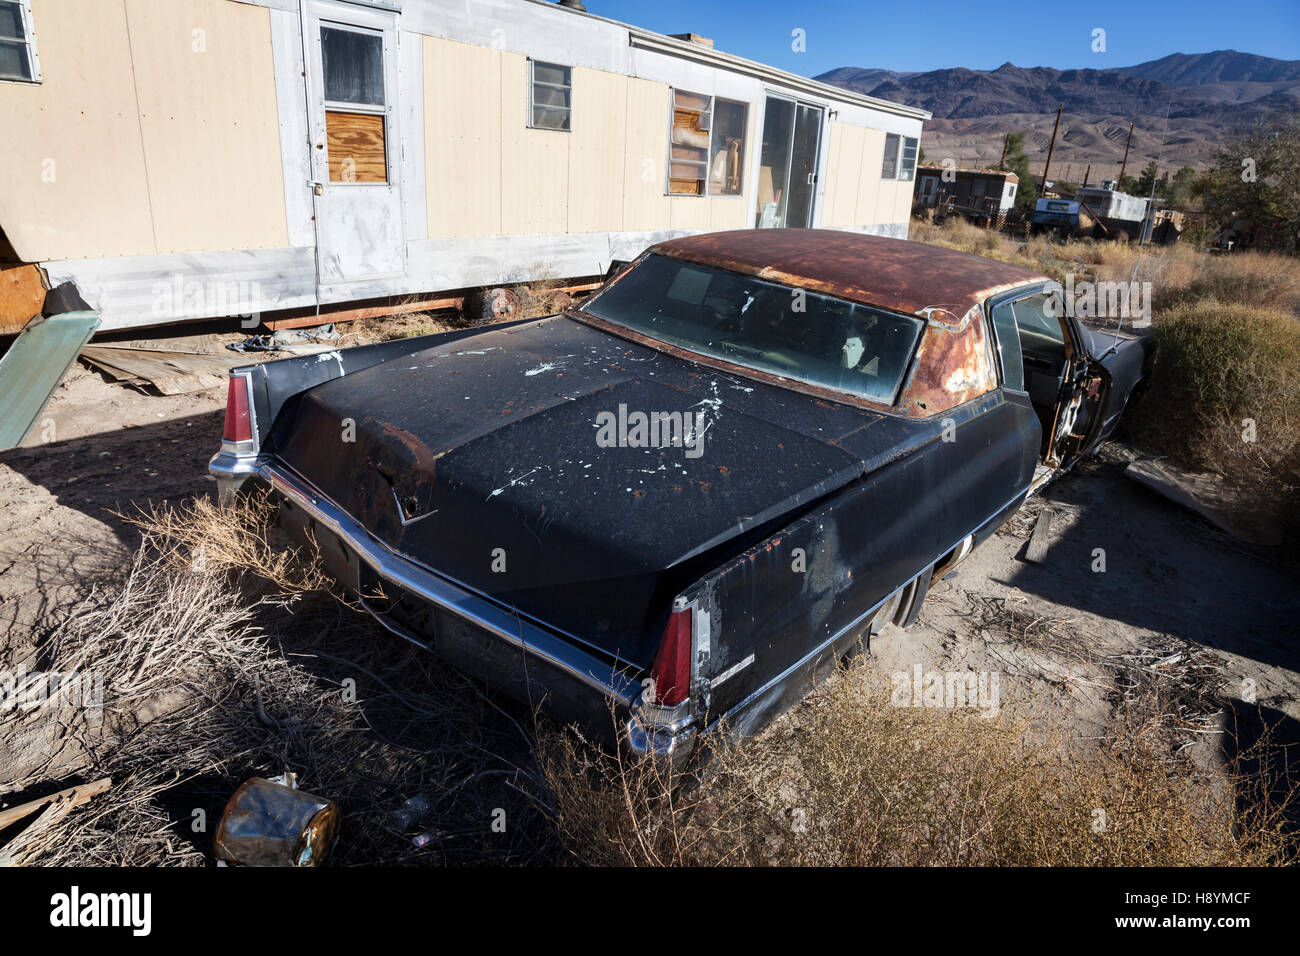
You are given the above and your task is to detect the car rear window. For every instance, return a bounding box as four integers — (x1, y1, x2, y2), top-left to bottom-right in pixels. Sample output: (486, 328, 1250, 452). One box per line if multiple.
(580, 254, 925, 406)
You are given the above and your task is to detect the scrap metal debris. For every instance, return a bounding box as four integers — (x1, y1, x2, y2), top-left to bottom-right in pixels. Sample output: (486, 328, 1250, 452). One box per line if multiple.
(227, 323, 340, 355)
(1125, 457, 1283, 547)
(80, 344, 246, 395)
(213, 774, 340, 867)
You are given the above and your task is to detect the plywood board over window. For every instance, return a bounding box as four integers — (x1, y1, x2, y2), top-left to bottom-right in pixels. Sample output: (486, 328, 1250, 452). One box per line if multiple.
(326, 110, 387, 182)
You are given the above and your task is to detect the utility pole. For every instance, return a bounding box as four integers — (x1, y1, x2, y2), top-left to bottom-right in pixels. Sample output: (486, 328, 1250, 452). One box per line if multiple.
(1040, 104, 1063, 196)
(998, 134, 1008, 168)
(1118, 121, 1134, 186)
(1082, 163, 1091, 188)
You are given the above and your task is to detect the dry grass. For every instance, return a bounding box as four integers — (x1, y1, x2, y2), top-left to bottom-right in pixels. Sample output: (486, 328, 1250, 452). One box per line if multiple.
(0, 495, 554, 866)
(4, 494, 1296, 867)
(539, 658, 1298, 867)
(334, 310, 458, 347)
(910, 217, 1300, 319)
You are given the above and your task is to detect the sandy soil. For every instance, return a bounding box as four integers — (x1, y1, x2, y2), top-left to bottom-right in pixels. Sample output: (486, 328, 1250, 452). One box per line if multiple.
(2, 334, 1299, 841)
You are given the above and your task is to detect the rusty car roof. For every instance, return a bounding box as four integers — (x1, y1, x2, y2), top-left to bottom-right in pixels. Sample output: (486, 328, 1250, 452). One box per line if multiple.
(651, 229, 1047, 324)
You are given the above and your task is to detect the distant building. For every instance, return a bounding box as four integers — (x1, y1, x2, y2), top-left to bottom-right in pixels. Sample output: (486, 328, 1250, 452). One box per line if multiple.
(915, 165, 1019, 222)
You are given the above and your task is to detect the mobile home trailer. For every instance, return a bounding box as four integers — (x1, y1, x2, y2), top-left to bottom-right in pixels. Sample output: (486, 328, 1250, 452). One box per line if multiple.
(0, 0, 929, 334)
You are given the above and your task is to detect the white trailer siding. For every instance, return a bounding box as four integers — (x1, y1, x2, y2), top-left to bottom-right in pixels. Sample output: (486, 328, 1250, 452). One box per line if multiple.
(5, 0, 929, 331)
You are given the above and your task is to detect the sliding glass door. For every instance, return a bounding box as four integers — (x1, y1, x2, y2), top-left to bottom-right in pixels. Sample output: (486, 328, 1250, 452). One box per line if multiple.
(755, 96, 824, 228)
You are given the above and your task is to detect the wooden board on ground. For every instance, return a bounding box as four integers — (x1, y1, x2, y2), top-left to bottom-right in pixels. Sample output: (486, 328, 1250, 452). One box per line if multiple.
(1024, 507, 1055, 563)
(80, 344, 246, 395)
(0, 777, 112, 831)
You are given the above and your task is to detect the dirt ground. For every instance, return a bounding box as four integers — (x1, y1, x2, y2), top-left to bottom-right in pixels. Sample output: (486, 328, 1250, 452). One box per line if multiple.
(2, 327, 1299, 860)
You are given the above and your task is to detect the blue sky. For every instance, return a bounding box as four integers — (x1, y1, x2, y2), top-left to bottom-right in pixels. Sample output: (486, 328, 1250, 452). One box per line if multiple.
(592, 0, 1300, 76)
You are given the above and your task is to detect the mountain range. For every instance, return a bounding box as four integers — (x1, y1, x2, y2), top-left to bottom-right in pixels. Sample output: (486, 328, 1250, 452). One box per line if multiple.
(816, 51, 1300, 176)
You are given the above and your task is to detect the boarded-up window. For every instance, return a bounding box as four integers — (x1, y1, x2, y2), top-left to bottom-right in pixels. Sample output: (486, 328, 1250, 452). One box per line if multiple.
(881, 133, 900, 179)
(669, 90, 747, 197)
(320, 24, 386, 183)
(0, 0, 39, 83)
(529, 60, 571, 131)
(326, 111, 387, 183)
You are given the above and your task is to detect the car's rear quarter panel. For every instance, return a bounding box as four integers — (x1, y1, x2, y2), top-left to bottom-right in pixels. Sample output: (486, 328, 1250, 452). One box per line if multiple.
(695, 390, 1039, 728)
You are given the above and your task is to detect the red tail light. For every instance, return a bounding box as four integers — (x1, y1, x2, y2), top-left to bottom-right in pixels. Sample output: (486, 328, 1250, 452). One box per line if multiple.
(649, 605, 692, 706)
(223, 375, 253, 445)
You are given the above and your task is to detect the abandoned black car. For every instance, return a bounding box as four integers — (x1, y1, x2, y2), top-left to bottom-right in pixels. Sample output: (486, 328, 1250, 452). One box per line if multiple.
(210, 229, 1152, 766)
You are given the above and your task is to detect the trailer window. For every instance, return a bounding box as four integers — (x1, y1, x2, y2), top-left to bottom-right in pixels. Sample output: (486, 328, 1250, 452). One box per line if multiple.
(899, 137, 919, 181)
(529, 60, 571, 131)
(321, 24, 387, 183)
(881, 133, 899, 179)
(0, 0, 39, 83)
(667, 91, 748, 197)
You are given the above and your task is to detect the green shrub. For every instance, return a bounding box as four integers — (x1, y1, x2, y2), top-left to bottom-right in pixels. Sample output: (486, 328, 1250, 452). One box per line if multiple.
(1136, 301, 1300, 489)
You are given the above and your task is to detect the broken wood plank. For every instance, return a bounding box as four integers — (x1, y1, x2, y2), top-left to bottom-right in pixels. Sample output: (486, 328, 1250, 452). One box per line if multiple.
(0, 777, 112, 831)
(0, 263, 46, 336)
(1023, 508, 1055, 564)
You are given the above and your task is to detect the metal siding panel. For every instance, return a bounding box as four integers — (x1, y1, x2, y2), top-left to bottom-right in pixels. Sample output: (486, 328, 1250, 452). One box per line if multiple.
(423, 35, 502, 238)
(500, 53, 568, 234)
(669, 196, 711, 231)
(708, 197, 747, 230)
(0, 0, 156, 260)
(125, 0, 289, 254)
(857, 128, 886, 225)
(42, 247, 317, 331)
(0, 312, 101, 450)
(621, 77, 671, 231)
(567, 67, 627, 234)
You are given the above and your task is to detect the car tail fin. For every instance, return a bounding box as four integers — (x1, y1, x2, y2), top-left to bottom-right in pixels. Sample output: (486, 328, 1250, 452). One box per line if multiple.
(222, 372, 256, 449)
(649, 603, 693, 706)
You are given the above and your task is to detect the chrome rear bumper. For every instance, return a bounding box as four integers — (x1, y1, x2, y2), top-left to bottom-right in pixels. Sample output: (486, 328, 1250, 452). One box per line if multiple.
(209, 452, 697, 770)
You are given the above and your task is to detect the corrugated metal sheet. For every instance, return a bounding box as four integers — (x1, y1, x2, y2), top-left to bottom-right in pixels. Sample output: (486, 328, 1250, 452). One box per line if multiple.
(0, 311, 101, 450)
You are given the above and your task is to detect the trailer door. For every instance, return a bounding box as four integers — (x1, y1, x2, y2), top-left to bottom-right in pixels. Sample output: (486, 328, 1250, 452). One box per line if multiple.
(302, 0, 404, 299)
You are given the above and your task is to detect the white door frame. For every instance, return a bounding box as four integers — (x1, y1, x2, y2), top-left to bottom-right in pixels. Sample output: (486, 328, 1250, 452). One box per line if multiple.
(300, 0, 405, 300)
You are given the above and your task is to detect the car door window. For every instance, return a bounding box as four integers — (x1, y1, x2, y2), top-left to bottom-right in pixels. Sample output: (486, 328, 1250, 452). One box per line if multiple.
(989, 300, 1025, 392)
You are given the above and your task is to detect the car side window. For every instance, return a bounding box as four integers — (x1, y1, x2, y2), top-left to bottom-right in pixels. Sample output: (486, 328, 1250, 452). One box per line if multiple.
(989, 300, 1025, 392)
(1011, 293, 1065, 346)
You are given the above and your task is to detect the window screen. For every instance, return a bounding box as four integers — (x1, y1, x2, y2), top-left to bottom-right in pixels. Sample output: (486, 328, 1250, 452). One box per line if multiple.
(530, 60, 571, 131)
(322, 26, 384, 107)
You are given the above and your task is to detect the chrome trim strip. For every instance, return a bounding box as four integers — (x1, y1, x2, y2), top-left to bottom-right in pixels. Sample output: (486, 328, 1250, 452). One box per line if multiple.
(257, 461, 641, 708)
(710, 654, 755, 689)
